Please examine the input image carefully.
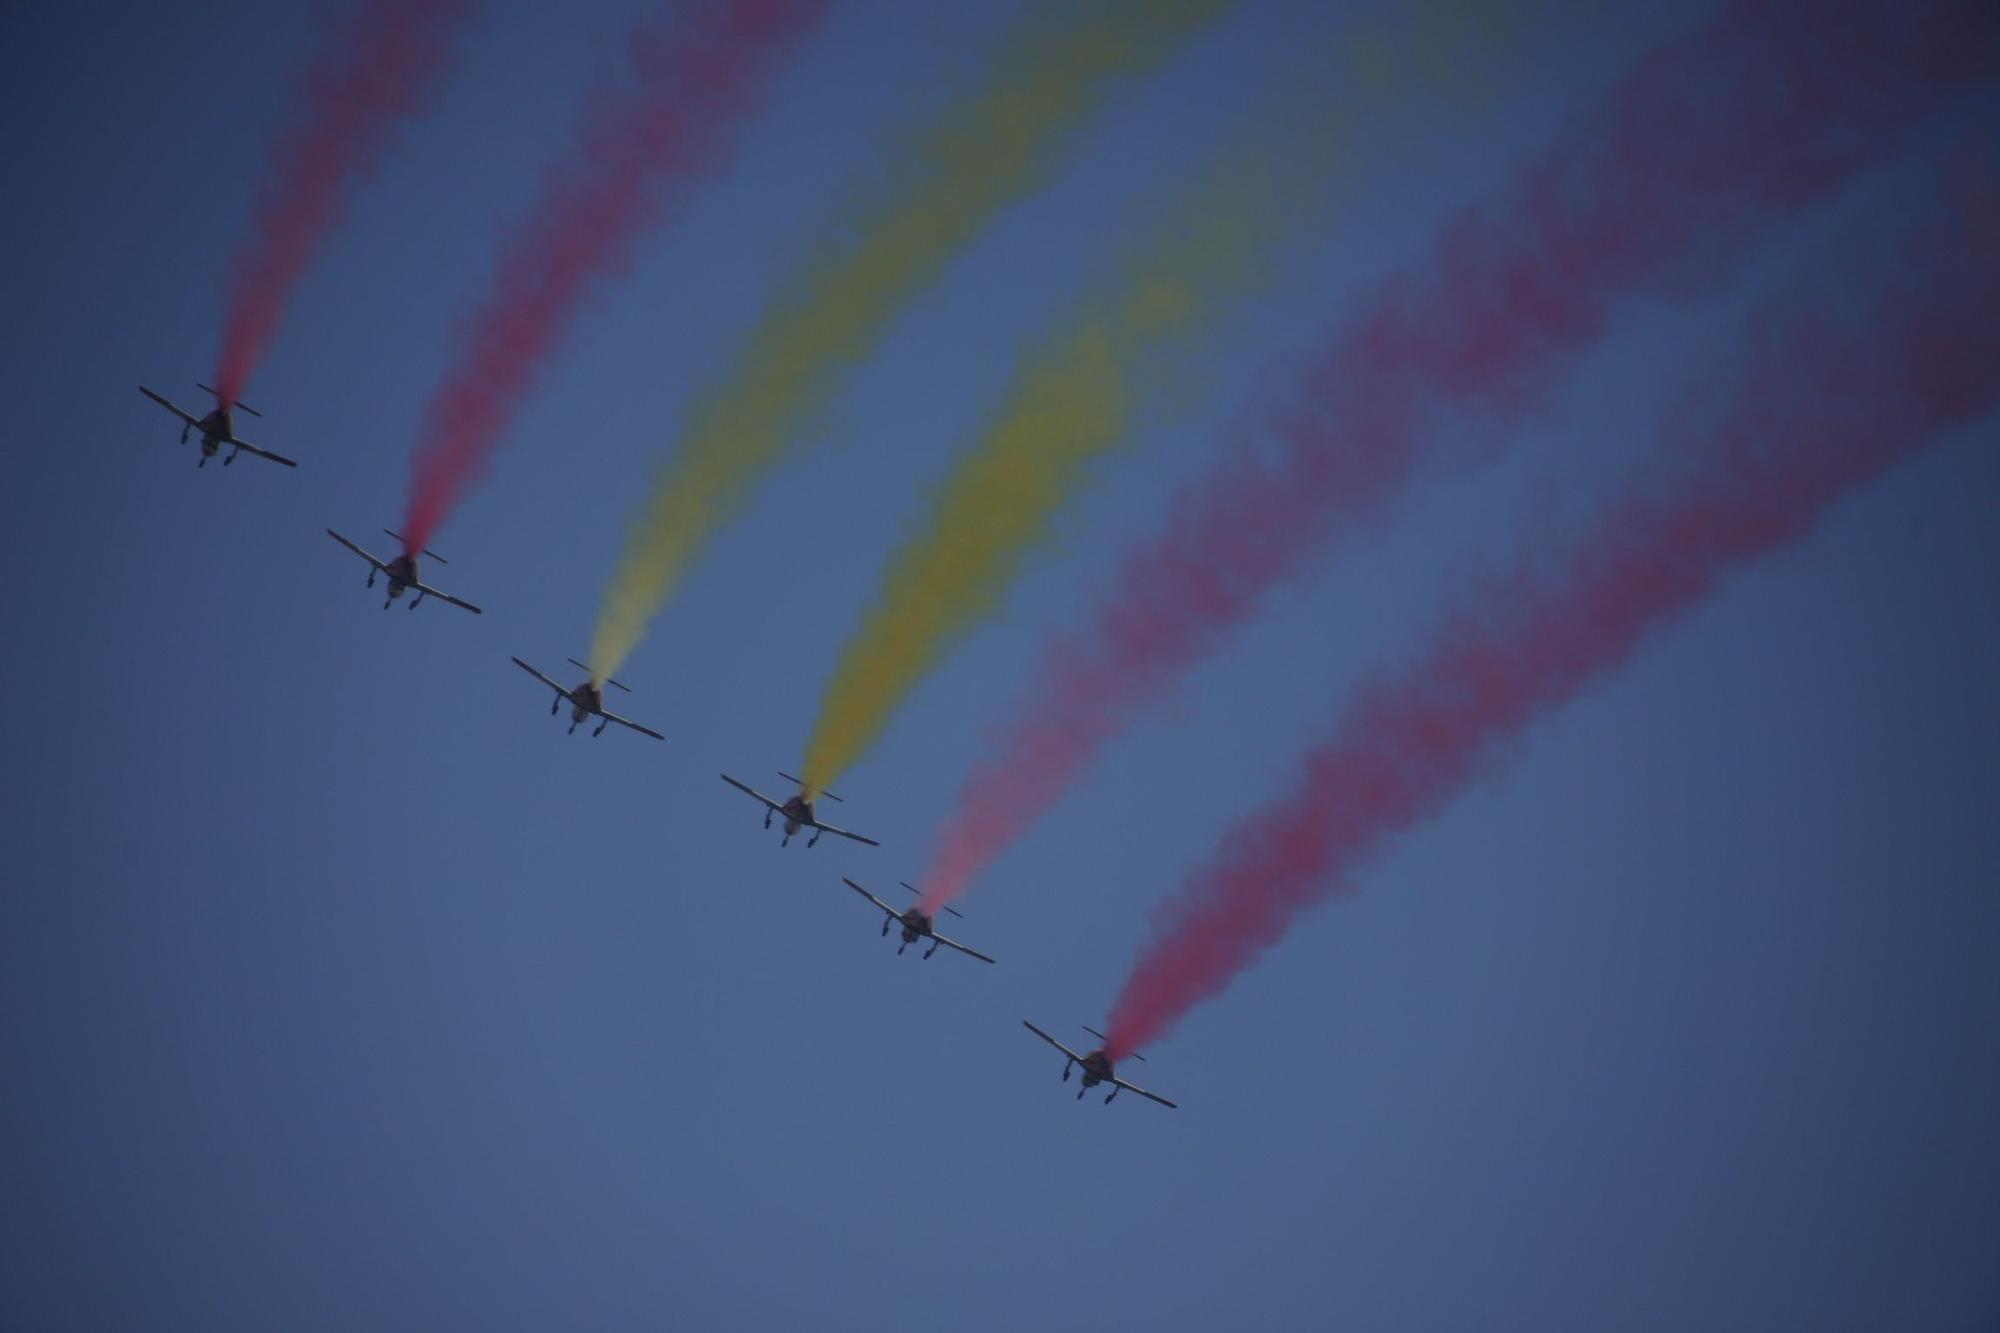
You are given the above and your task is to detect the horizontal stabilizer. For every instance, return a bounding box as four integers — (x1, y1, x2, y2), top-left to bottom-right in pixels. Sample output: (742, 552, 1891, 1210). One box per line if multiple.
(382, 528, 445, 562)
(196, 381, 262, 416)
(567, 657, 629, 691)
(900, 881, 962, 918)
(1082, 1024, 1143, 1060)
(779, 769, 841, 802)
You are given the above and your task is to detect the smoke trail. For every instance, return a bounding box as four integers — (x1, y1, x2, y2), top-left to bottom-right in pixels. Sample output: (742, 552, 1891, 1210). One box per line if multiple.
(795, 160, 1274, 797)
(399, 0, 828, 557)
(919, 0, 1995, 914)
(1102, 185, 2000, 1059)
(587, 0, 1232, 685)
(800, 0, 1526, 801)
(213, 0, 477, 409)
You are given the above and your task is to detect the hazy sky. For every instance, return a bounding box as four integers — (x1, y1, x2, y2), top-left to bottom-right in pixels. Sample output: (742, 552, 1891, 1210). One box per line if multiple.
(2, 2, 1995, 1329)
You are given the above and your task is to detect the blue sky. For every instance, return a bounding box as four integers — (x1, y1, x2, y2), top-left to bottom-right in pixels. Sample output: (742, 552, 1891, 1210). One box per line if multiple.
(2, 2, 1996, 1329)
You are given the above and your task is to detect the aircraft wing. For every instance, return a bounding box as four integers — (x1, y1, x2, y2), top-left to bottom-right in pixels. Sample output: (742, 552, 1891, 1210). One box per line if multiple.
(720, 774, 785, 813)
(841, 877, 898, 918)
(512, 656, 576, 702)
(415, 581, 483, 615)
(226, 436, 298, 468)
(926, 929, 996, 965)
(1111, 1076, 1178, 1109)
(810, 818, 880, 848)
(596, 708, 664, 741)
(1022, 1020, 1085, 1064)
(138, 385, 201, 427)
(326, 529, 390, 572)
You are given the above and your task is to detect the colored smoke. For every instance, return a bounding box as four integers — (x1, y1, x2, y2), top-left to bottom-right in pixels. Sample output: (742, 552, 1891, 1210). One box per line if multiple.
(1103, 187, 2000, 1060)
(809, 0, 1532, 812)
(798, 157, 1275, 799)
(920, 0, 1995, 914)
(399, 0, 827, 557)
(213, 0, 477, 409)
(587, 0, 1233, 687)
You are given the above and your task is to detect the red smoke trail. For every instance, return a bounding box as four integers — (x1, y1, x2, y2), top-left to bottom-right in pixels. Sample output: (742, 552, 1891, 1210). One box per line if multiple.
(213, 0, 477, 409)
(918, 0, 1995, 917)
(1101, 191, 2000, 1060)
(399, 0, 826, 557)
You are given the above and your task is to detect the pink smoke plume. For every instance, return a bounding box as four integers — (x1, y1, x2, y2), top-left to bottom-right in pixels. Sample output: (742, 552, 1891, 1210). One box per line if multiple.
(213, 0, 478, 409)
(918, 0, 1995, 918)
(1101, 188, 2000, 1061)
(399, 0, 826, 556)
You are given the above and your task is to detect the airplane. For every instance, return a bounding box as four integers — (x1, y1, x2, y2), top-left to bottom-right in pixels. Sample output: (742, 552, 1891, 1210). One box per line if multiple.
(1021, 1020, 1177, 1108)
(511, 656, 664, 740)
(720, 771, 879, 848)
(325, 529, 483, 613)
(841, 877, 993, 963)
(137, 383, 297, 468)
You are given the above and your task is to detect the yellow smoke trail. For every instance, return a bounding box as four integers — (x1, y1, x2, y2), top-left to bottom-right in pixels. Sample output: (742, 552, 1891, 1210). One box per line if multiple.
(797, 0, 1538, 797)
(588, 0, 1233, 684)
(798, 157, 1278, 795)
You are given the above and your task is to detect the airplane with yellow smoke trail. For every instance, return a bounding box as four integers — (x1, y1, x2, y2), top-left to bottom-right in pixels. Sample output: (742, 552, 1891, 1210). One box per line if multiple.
(512, 657, 664, 740)
(720, 771, 878, 848)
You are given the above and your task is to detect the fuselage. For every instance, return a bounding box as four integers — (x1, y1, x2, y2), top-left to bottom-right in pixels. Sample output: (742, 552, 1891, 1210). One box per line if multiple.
(569, 680, 603, 723)
(383, 552, 419, 599)
(197, 408, 233, 455)
(780, 793, 815, 836)
(1077, 1050, 1114, 1090)
(897, 908, 933, 945)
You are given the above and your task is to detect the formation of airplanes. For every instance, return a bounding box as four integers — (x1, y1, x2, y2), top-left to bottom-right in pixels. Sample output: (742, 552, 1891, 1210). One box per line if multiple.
(134, 379, 1181, 1112)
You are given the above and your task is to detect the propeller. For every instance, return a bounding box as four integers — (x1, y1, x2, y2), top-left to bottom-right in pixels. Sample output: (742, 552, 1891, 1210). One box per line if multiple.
(567, 658, 630, 692)
(196, 382, 262, 416)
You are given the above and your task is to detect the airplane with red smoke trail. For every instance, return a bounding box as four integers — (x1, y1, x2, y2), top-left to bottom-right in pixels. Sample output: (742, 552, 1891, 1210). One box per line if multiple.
(137, 384, 297, 469)
(1021, 1021, 1176, 1108)
(511, 657, 665, 740)
(325, 529, 482, 614)
(840, 877, 992, 963)
(720, 772, 879, 848)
